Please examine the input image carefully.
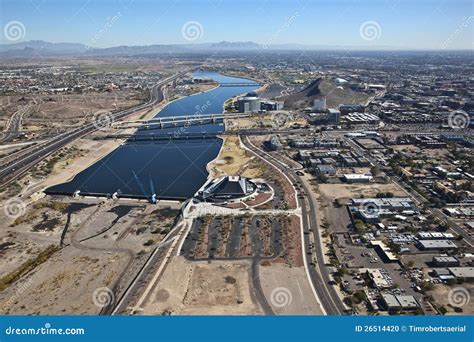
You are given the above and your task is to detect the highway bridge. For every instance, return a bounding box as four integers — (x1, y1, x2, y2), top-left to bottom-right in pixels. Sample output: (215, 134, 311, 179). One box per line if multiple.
(97, 132, 220, 141)
(218, 82, 258, 87)
(96, 128, 312, 141)
(112, 113, 251, 130)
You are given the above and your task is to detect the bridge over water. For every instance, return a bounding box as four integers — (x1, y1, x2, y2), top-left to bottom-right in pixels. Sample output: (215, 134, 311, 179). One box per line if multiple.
(97, 132, 220, 141)
(96, 128, 307, 141)
(217, 82, 258, 87)
(112, 113, 251, 130)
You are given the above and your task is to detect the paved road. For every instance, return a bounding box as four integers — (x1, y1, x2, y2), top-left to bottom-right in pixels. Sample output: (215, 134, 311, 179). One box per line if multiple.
(1, 105, 30, 143)
(242, 136, 346, 315)
(250, 258, 274, 315)
(0, 70, 189, 187)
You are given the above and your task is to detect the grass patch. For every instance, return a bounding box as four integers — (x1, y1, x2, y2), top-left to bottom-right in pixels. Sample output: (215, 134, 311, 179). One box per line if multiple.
(0, 245, 59, 292)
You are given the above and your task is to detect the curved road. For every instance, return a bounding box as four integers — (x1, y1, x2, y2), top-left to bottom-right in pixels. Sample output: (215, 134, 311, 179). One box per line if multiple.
(242, 135, 346, 315)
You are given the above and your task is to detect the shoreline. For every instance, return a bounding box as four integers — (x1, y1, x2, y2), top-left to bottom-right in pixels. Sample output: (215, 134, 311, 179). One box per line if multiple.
(154, 82, 220, 119)
(204, 83, 229, 180)
(22, 86, 174, 198)
(205, 73, 263, 180)
(214, 71, 261, 84)
(40, 82, 222, 192)
(205, 135, 225, 179)
(38, 73, 257, 201)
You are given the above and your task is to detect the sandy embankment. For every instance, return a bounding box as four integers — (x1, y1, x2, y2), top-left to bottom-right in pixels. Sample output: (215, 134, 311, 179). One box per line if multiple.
(205, 76, 269, 180)
(207, 135, 256, 179)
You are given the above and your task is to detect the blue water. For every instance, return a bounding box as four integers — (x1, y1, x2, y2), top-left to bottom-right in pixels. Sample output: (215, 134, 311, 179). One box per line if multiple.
(46, 72, 258, 199)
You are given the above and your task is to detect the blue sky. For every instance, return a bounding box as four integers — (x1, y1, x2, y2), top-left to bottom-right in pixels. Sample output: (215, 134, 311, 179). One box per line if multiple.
(0, 0, 472, 49)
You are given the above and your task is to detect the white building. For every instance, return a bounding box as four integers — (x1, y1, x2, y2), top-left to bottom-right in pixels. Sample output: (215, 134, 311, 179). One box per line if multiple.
(313, 98, 327, 111)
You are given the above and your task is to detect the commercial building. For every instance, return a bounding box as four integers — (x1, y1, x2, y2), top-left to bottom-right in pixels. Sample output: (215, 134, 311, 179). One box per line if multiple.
(236, 91, 283, 113)
(201, 176, 256, 201)
(416, 239, 458, 251)
(416, 232, 455, 240)
(370, 240, 399, 263)
(350, 198, 415, 211)
(344, 112, 380, 124)
(432, 256, 460, 267)
(260, 100, 284, 111)
(448, 267, 474, 281)
(267, 136, 283, 151)
(381, 294, 420, 310)
(339, 104, 365, 114)
(343, 173, 373, 183)
(315, 165, 336, 175)
(433, 267, 474, 282)
(237, 92, 260, 113)
(349, 197, 416, 223)
(366, 269, 391, 289)
(327, 109, 341, 124)
(313, 98, 327, 111)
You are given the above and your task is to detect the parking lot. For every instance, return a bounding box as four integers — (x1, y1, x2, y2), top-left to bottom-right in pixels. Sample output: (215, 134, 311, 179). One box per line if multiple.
(181, 214, 284, 260)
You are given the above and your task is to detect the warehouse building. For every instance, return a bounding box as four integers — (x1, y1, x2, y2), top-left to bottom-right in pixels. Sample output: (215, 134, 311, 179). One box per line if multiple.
(381, 294, 420, 310)
(343, 173, 373, 183)
(432, 256, 460, 267)
(370, 240, 399, 263)
(416, 239, 458, 251)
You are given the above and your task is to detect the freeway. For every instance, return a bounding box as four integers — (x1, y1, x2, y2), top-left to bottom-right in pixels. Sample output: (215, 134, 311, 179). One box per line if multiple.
(0, 105, 31, 143)
(0, 70, 189, 187)
(241, 136, 346, 315)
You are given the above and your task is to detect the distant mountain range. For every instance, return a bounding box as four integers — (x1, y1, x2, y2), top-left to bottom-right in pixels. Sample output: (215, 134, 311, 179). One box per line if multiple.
(0, 40, 469, 57)
(0, 40, 280, 56)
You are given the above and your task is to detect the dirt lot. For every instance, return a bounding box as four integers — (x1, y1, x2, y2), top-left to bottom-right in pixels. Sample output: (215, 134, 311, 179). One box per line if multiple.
(259, 263, 324, 315)
(0, 90, 147, 137)
(0, 247, 125, 315)
(0, 197, 179, 315)
(317, 183, 407, 202)
(227, 112, 306, 131)
(208, 135, 253, 178)
(141, 257, 262, 315)
(275, 215, 304, 267)
(427, 284, 474, 315)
